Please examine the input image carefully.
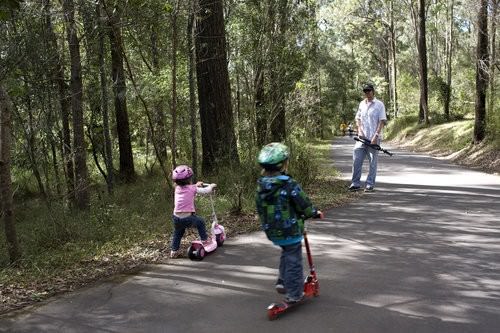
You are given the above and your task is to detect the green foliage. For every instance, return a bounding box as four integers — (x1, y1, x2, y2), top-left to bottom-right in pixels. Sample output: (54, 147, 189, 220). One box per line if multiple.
(384, 114, 423, 140)
(286, 137, 320, 187)
(0, 0, 20, 21)
(0, 178, 170, 270)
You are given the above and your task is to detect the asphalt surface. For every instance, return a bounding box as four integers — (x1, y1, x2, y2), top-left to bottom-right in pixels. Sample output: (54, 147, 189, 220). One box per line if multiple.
(1, 136, 500, 333)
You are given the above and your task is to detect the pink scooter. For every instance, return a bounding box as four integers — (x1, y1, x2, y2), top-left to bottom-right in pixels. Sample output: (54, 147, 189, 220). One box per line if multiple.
(187, 188, 225, 260)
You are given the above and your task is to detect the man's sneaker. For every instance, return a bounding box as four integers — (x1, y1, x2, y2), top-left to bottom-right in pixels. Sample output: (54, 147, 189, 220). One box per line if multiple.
(364, 186, 374, 192)
(348, 184, 361, 192)
(275, 279, 286, 294)
(170, 250, 181, 259)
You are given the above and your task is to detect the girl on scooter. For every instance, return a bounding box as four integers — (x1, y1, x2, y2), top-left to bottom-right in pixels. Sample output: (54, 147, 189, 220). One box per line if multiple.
(170, 165, 216, 258)
(256, 143, 322, 304)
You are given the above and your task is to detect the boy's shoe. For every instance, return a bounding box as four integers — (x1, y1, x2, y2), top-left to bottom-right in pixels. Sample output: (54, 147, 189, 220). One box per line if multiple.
(170, 250, 181, 259)
(284, 294, 304, 305)
(364, 186, 374, 192)
(275, 279, 286, 294)
(348, 184, 360, 191)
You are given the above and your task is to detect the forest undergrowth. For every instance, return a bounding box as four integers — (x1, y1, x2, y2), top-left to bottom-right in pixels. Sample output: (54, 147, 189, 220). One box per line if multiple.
(0, 138, 357, 315)
(386, 115, 500, 175)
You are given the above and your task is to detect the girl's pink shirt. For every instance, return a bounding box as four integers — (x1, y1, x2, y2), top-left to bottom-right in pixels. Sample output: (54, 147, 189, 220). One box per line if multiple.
(174, 184, 197, 213)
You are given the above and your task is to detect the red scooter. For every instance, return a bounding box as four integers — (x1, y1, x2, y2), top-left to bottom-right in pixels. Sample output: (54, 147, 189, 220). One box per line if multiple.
(267, 229, 320, 320)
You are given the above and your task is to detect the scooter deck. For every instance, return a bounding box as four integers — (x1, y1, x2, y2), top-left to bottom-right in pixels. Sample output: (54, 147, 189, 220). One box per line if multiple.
(191, 237, 217, 252)
(267, 275, 318, 320)
(267, 298, 307, 320)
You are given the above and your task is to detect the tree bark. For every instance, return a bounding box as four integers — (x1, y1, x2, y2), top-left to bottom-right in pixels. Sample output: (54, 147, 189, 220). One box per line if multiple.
(444, 0, 454, 120)
(417, 0, 429, 124)
(42, 0, 74, 202)
(488, 0, 498, 123)
(473, 0, 489, 143)
(254, 65, 267, 147)
(97, 0, 114, 194)
(106, 4, 135, 182)
(195, 0, 239, 173)
(63, 0, 90, 209)
(389, 0, 399, 118)
(188, 0, 198, 179)
(170, 0, 179, 168)
(150, 10, 168, 166)
(0, 84, 21, 264)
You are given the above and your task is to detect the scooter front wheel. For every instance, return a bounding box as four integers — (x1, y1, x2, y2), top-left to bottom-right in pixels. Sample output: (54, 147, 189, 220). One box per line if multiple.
(215, 233, 225, 247)
(187, 245, 205, 261)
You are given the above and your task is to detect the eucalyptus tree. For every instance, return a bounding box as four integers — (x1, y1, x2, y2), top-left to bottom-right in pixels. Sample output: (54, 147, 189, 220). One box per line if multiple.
(195, 0, 239, 173)
(63, 0, 90, 209)
(0, 0, 21, 264)
(0, 84, 20, 264)
(103, 1, 135, 182)
(489, 0, 499, 131)
(42, 0, 74, 198)
(444, 0, 455, 120)
(474, 0, 489, 143)
(409, 0, 430, 124)
(187, 0, 198, 177)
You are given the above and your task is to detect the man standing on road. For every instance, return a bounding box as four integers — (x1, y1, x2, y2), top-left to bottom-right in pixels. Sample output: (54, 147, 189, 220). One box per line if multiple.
(349, 83, 387, 192)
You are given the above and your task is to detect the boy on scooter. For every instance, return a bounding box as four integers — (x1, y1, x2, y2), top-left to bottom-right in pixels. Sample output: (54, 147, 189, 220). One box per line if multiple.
(256, 143, 322, 304)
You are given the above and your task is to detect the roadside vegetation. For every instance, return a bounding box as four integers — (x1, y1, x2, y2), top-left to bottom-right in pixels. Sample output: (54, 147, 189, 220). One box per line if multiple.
(0, 139, 353, 314)
(385, 115, 500, 174)
(1, 0, 498, 317)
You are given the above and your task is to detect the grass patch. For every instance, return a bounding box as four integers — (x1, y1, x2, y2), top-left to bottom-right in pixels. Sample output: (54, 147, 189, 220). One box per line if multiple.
(0, 137, 353, 314)
(385, 116, 500, 174)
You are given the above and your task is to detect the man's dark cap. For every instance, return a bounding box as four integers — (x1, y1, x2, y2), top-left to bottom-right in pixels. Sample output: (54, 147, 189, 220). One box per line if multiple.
(362, 83, 374, 91)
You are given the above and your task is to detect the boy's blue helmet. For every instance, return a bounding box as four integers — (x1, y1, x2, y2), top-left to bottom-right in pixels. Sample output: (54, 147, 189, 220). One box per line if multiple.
(258, 142, 289, 171)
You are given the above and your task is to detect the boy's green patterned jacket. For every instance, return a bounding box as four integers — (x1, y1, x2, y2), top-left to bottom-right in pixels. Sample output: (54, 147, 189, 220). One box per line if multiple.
(256, 174, 319, 246)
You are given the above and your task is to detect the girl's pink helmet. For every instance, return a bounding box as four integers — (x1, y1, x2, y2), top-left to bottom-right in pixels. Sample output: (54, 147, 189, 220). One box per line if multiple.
(172, 165, 193, 180)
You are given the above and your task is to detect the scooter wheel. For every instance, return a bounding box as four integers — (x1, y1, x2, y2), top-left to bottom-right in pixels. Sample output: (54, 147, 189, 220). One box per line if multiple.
(267, 309, 278, 320)
(215, 234, 225, 247)
(187, 245, 205, 261)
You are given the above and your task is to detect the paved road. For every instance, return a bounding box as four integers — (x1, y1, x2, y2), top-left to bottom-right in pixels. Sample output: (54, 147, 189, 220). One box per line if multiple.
(1, 137, 500, 333)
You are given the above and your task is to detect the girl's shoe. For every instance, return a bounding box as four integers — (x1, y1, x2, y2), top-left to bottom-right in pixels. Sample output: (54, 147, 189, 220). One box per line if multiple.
(202, 238, 213, 246)
(170, 250, 181, 258)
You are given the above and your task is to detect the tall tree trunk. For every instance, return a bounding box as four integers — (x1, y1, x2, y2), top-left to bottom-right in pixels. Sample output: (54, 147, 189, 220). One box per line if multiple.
(170, 0, 179, 168)
(97, 0, 114, 195)
(473, 0, 489, 143)
(188, 0, 198, 179)
(444, 0, 454, 120)
(106, 5, 135, 182)
(254, 65, 267, 147)
(63, 0, 90, 209)
(148, 9, 168, 168)
(389, 0, 399, 118)
(268, 0, 287, 142)
(0, 84, 21, 264)
(43, 0, 73, 202)
(489, 0, 498, 125)
(195, 0, 239, 173)
(150, 12, 168, 166)
(417, 0, 429, 124)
